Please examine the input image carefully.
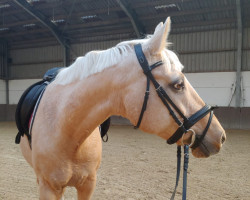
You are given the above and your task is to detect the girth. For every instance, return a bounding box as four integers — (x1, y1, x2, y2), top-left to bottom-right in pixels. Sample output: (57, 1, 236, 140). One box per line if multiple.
(134, 44, 215, 149)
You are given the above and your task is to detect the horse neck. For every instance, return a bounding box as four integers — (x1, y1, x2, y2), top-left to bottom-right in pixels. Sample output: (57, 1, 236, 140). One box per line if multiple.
(62, 60, 137, 134)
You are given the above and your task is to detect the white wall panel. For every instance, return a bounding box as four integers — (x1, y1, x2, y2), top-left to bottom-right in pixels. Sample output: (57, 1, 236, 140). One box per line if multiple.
(0, 80, 6, 104)
(2, 71, 250, 107)
(186, 72, 236, 106)
(242, 72, 250, 107)
(186, 72, 250, 107)
(9, 79, 40, 104)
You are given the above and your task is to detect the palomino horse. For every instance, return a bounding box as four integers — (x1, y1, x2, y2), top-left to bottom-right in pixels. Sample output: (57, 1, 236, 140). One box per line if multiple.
(19, 18, 226, 199)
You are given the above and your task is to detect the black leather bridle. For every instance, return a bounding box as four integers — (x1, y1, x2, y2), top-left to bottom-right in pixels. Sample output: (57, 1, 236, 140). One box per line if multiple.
(134, 43, 218, 200)
(134, 43, 216, 149)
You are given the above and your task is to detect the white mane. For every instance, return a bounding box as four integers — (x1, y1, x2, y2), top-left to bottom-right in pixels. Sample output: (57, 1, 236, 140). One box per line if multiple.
(54, 38, 183, 85)
(54, 42, 133, 85)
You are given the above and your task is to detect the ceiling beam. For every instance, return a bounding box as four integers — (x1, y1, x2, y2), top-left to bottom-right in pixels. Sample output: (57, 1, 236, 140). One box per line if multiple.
(1, 21, 132, 39)
(7, 25, 133, 47)
(1, 28, 51, 38)
(141, 5, 236, 21)
(4, 0, 190, 18)
(5, 3, 240, 31)
(116, 0, 145, 37)
(13, 0, 71, 66)
(143, 18, 236, 34)
(173, 18, 236, 28)
(4, 3, 121, 18)
(133, 0, 192, 8)
(13, 0, 67, 48)
(8, 19, 244, 49)
(10, 33, 132, 50)
(2, 16, 237, 41)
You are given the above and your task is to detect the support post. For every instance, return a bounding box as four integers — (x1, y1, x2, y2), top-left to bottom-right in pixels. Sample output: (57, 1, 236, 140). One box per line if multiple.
(235, 0, 242, 107)
(5, 80, 9, 105)
(63, 42, 70, 67)
(0, 40, 9, 104)
(4, 41, 9, 105)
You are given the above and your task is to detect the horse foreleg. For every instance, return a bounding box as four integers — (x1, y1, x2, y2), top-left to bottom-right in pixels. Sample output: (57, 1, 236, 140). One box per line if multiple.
(76, 175, 97, 200)
(38, 178, 65, 200)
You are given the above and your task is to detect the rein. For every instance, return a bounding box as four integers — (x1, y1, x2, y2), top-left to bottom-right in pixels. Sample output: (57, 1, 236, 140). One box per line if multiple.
(170, 145, 189, 200)
(134, 43, 216, 199)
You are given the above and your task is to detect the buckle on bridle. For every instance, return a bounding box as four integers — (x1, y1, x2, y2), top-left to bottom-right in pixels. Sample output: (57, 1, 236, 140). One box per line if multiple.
(181, 129, 196, 147)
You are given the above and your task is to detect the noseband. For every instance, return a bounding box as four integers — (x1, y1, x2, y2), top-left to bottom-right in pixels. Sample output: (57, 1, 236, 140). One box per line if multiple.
(134, 43, 215, 149)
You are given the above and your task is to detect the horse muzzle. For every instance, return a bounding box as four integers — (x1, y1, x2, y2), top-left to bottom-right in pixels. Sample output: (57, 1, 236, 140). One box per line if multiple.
(190, 129, 226, 158)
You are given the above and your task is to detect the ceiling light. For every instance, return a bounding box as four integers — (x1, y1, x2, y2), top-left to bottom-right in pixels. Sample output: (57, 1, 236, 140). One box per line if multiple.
(155, 4, 177, 10)
(27, 0, 40, 3)
(0, 4, 10, 9)
(81, 15, 97, 20)
(23, 23, 36, 27)
(51, 19, 65, 24)
(0, 27, 9, 31)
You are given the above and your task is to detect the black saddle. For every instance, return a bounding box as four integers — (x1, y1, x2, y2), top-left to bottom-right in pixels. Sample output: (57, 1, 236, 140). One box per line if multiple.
(15, 67, 63, 144)
(15, 67, 111, 145)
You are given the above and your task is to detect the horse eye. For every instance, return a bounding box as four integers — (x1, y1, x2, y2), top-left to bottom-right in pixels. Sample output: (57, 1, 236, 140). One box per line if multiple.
(173, 81, 184, 91)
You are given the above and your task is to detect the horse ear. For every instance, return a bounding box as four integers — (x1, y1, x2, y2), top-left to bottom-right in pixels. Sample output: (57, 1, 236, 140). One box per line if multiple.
(154, 22, 164, 34)
(146, 17, 171, 54)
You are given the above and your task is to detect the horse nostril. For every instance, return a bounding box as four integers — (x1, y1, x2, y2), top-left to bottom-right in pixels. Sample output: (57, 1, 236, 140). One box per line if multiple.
(221, 133, 226, 144)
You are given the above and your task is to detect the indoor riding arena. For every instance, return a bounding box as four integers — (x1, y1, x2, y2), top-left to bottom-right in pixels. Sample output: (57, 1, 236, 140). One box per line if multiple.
(0, 0, 250, 200)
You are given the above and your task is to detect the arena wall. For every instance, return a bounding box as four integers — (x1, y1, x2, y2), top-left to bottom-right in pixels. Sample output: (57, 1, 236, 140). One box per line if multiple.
(8, 28, 250, 79)
(1, 27, 249, 129)
(0, 72, 249, 129)
(0, 80, 6, 104)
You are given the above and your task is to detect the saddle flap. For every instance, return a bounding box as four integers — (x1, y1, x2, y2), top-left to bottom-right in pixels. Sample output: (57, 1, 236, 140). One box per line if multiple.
(15, 81, 46, 136)
(15, 67, 63, 137)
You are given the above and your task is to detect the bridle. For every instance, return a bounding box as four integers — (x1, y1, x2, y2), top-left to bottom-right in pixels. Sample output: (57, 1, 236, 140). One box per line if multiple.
(134, 43, 215, 148)
(134, 43, 216, 199)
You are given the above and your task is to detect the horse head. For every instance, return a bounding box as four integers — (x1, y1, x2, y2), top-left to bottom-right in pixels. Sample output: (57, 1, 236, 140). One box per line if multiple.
(120, 18, 226, 158)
